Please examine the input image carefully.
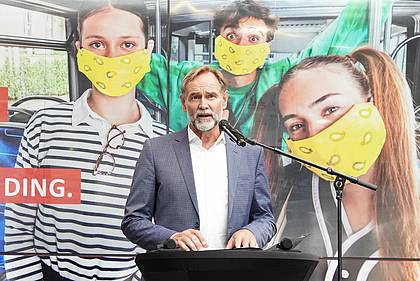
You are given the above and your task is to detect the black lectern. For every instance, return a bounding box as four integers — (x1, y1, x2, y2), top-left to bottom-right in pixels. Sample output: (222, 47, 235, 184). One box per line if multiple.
(136, 249, 318, 281)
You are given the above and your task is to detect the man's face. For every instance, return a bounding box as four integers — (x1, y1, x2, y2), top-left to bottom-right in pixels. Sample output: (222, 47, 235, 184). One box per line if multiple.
(78, 7, 146, 58)
(220, 17, 269, 46)
(181, 72, 228, 132)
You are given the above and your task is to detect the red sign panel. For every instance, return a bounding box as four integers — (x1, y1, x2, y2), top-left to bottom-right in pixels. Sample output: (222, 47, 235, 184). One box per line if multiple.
(0, 87, 7, 122)
(0, 168, 81, 204)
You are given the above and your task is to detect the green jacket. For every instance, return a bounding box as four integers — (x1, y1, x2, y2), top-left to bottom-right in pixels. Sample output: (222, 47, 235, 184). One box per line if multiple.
(137, 0, 392, 136)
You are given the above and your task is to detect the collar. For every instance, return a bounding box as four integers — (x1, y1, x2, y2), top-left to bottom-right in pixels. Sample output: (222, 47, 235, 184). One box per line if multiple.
(187, 125, 225, 147)
(71, 89, 154, 137)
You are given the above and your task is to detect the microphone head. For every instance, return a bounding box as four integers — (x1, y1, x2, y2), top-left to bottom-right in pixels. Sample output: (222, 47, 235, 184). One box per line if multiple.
(163, 238, 177, 249)
(218, 119, 229, 129)
(277, 238, 293, 251)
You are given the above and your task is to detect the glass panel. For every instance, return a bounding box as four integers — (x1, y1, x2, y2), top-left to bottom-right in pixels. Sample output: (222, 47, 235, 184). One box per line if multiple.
(0, 4, 66, 41)
(0, 46, 69, 109)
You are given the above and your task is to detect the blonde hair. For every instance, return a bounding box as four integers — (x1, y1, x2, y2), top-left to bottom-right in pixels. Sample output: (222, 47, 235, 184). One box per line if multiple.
(352, 47, 420, 281)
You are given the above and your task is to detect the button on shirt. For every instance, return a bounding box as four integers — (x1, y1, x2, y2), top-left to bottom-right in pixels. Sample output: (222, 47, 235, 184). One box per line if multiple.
(188, 126, 229, 249)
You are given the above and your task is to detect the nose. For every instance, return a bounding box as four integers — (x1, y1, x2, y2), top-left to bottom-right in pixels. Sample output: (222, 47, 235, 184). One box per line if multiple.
(238, 35, 250, 46)
(198, 97, 209, 109)
(105, 45, 121, 58)
(306, 119, 332, 138)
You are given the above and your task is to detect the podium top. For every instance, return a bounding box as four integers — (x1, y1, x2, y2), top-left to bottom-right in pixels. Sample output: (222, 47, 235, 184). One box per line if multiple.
(136, 249, 319, 281)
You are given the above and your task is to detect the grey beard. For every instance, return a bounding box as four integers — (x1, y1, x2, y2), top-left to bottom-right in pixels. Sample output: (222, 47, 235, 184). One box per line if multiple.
(192, 118, 217, 132)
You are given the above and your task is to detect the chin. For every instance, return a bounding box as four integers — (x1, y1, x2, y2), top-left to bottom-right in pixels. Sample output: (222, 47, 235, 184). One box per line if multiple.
(194, 121, 216, 132)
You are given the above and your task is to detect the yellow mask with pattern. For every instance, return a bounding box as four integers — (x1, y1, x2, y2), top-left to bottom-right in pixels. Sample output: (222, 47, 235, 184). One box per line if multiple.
(77, 48, 151, 97)
(214, 35, 270, 75)
(286, 103, 386, 181)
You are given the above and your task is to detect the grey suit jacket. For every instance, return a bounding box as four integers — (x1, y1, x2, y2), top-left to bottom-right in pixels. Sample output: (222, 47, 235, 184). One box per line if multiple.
(122, 128, 276, 250)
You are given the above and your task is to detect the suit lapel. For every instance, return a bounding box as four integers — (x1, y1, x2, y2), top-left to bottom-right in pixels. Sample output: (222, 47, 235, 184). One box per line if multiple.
(173, 128, 199, 216)
(226, 133, 241, 220)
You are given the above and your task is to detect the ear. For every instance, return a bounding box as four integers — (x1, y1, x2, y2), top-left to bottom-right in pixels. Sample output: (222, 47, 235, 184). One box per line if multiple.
(180, 94, 187, 112)
(146, 39, 154, 54)
(222, 90, 228, 109)
(75, 40, 81, 51)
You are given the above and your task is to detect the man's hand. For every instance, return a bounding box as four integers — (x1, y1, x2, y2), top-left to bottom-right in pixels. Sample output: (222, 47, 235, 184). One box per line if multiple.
(172, 229, 208, 251)
(226, 229, 258, 249)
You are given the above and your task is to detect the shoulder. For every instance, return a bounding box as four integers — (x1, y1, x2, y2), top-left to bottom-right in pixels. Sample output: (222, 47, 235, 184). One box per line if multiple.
(32, 102, 74, 119)
(151, 120, 168, 136)
(26, 102, 74, 128)
(145, 128, 184, 146)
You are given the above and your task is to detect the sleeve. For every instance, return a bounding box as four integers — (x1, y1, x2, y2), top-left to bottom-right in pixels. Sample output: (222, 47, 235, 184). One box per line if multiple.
(242, 147, 277, 248)
(136, 54, 202, 125)
(4, 113, 43, 280)
(121, 139, 177, 251)
(268, 0, 394, 71)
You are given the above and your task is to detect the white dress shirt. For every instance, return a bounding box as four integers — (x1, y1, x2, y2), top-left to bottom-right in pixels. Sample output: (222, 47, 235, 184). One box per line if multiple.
(188, 126, 229, 249)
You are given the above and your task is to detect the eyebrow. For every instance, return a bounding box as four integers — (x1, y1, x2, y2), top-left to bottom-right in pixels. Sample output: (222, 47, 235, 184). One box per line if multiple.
(84, 35, 142, 40)
(223, 25, 265, 36)
(309, 93, 341, 108)
(282, 93, 341, 122)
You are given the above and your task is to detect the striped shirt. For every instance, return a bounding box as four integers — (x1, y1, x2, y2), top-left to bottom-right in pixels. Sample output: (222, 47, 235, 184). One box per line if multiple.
(4, 90, 167, 281)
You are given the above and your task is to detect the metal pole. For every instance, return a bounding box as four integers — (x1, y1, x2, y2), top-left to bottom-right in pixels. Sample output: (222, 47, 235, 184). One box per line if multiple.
(165, 0, 171, 134)
(155, 0, 161, 54)
(368, 0, 382, 48)
(383, 3, 394, 53)
(208, 21, 214, 64)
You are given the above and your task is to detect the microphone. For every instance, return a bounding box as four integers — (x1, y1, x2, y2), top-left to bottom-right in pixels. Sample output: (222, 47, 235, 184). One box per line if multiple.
(218, 120, 247, 147)
(269, 234, 309, 251)
(157, 238, 177, 250)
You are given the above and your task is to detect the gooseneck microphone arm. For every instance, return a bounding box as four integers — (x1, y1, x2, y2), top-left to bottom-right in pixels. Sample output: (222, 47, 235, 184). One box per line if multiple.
(219, 120, 247, 147)
(218, 120, 378, 281)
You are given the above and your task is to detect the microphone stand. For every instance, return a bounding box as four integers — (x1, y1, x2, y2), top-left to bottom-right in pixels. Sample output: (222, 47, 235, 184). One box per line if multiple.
(241, 137, 377, 281)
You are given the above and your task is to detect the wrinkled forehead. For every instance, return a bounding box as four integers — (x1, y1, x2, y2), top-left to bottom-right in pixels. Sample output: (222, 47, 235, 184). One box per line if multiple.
(186, 74, 224, 94)
(221, 17, 270, 34)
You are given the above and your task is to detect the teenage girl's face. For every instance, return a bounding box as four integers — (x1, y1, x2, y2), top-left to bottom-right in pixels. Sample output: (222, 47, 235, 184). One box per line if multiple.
(279, 66, 367, 141)
(78, 7, 146, 58)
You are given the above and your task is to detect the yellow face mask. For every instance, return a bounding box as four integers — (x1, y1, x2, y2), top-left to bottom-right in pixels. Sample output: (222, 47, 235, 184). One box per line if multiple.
(286, 103, 387, 181)
(214, 35, 270, 75)
(77, 48, 151, 97)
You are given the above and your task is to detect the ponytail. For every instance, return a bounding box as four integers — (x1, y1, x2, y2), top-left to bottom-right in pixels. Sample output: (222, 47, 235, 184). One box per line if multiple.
(352, 47, 420, 281)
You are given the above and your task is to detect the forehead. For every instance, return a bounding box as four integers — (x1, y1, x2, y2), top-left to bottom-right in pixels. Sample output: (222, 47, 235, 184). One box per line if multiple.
(81, 8, 144, 38)
(185, 72, 223, 93)
(279, 66, 362, 108)
(222, 17, 269, 33)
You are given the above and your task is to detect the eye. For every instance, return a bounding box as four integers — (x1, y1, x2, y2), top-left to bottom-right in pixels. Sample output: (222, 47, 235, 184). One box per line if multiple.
(90, 41, 104, 49)
(324, 106, 339, 116)
(227, 33, 237, 41)
(122, 42, 136, 49)
(249, 36, 261, 43)
(290, 123, 304, 132)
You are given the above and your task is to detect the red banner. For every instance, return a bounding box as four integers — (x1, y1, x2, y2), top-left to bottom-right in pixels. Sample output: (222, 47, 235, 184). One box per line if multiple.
(0, 87, 8, 122)
(0, 168, 81, 204)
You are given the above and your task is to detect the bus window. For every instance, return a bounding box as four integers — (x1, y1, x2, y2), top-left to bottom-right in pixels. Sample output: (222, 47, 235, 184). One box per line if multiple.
(0, 4, 69, 111)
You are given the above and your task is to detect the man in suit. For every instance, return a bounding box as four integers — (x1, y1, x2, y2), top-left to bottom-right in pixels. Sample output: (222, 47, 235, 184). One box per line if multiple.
(122, 66, 276, 251)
